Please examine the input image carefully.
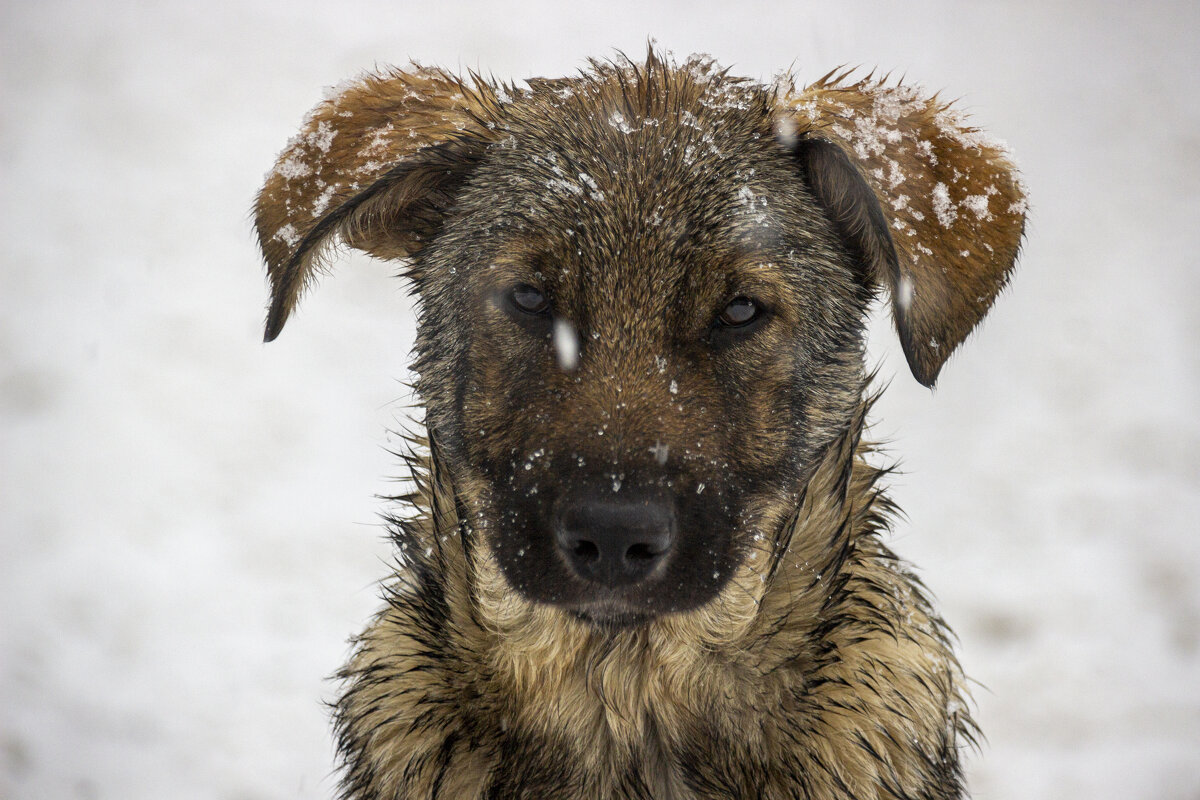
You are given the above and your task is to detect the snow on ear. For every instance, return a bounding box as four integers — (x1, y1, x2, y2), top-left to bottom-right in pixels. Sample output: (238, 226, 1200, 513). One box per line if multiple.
(780, 74, 1027, 387)
(253, 67, 502, 342)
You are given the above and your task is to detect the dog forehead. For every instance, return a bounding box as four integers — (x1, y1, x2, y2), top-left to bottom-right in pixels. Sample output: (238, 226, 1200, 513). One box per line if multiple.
(465, 81, 794, 297)
(490, 73, 775, 201)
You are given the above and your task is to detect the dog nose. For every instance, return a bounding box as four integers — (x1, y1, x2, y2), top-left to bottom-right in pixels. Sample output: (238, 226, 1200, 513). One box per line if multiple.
(554, 491, 676, 587)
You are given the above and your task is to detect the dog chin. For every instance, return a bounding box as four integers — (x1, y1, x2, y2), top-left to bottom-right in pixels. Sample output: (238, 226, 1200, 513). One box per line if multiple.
(531, 586, 663, 629)
(567, 605, 654, 630)
(557, 588, 714, 629)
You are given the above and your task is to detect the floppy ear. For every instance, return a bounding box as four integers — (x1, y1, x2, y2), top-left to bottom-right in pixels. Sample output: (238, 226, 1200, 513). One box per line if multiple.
(780, 74, 1027, 386)
(254, 67, 502, 341)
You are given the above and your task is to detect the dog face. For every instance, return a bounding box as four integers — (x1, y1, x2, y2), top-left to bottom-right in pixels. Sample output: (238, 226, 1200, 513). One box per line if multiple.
(255, 53, 1025, 627)
(411, 87, 873, 623)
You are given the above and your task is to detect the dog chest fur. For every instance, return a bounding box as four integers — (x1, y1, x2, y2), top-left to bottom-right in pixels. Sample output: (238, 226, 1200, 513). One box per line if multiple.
(334, 405, 971, 799)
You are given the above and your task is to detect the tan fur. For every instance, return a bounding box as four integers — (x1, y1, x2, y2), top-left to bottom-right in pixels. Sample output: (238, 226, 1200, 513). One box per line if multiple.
(339, 404, 969, 799)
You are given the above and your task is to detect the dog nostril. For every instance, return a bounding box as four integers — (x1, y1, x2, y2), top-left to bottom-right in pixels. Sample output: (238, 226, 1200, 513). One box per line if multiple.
(625, 542, 658, 562)
(572, 539, 600, 563)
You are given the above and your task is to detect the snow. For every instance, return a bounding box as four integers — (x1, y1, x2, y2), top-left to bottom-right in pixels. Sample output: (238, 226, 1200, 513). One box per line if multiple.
(608, 109, 636, 134)
(272, 223, 302, 248)
(897, 275, 915, 313)
(961, 193, 992, 221)
(275, 153, 313, 180)
(772, 114, 798, 149)
(931, 182, 958, 227)
(2, 1, 1198, 799)
(553, 317, 579, 372)
(307, 121, 338, 154)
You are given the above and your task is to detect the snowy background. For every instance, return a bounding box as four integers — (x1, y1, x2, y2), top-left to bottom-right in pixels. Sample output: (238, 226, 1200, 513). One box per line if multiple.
(2, 0, 1197, 797)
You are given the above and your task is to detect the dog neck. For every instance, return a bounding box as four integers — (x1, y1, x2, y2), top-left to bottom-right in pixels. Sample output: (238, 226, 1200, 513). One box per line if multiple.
(334, 398, 974, 798)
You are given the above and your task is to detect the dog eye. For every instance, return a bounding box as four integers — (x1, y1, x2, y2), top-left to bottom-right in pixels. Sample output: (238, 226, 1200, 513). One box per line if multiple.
(717, 297, 761, 327)
(508, 284, 550, 316)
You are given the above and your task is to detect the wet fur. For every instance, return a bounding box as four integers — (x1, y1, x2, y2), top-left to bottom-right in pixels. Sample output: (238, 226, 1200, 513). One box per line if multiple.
(254, 50, 1024, 799)
(335, 405, 973, 799)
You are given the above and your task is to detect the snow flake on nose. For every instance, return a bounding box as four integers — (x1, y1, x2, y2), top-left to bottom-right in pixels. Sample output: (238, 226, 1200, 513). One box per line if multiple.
(553, 317, 579, 371)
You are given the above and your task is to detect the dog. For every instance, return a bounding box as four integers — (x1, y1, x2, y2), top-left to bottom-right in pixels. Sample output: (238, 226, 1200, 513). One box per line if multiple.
(255, 49, 1025, 800)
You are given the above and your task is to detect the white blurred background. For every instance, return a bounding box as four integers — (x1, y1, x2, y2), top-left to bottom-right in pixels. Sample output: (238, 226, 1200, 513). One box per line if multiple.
(1, 1, 1197, 797)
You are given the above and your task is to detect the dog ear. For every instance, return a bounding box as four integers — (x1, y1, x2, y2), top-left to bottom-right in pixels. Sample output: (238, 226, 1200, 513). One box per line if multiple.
(780, 74, 1027, 386)
(254, 67, 501, 341)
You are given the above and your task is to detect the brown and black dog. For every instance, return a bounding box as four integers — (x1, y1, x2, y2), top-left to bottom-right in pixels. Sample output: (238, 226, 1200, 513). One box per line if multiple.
(255, 50, 1025, 800)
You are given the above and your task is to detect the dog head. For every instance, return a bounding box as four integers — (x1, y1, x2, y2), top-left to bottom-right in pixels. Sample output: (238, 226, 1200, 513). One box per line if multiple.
(255, 52, 1024, 627)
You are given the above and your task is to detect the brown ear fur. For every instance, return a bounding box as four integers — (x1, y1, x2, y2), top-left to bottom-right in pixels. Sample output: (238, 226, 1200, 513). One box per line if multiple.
(253, 67, 502, 341)
(782, 74, 1027, 386)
